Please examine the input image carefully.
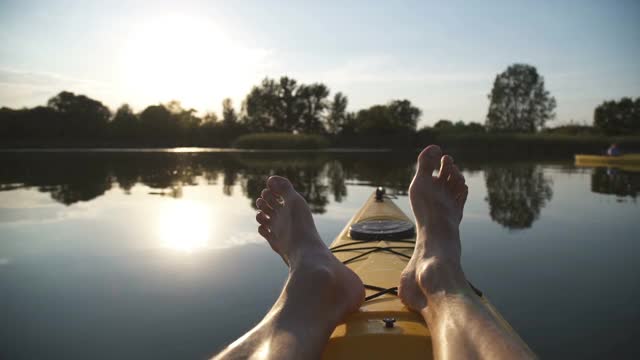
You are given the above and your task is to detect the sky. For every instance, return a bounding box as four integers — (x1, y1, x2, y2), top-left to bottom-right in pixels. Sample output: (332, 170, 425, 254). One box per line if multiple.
(0, 0, 639, 127)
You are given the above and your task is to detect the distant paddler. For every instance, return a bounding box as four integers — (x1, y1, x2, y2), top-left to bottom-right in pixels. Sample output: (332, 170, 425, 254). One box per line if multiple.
(607, 143, 622, 157)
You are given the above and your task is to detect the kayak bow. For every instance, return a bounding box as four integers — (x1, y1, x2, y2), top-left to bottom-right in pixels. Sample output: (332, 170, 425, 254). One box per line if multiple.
(322, 190, 529, 359)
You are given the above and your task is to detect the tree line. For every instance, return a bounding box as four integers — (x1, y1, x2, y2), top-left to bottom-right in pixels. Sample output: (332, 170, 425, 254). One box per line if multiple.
(0, 77, 421, 147)
(1, 63, 638, 147)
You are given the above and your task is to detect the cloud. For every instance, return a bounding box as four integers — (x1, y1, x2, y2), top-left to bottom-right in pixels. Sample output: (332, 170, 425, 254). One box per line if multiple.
(0, 68, 115, 109)
(293, 55, 494, 86)
(0, 202, 99, 226)
(221, 231, 264, 249)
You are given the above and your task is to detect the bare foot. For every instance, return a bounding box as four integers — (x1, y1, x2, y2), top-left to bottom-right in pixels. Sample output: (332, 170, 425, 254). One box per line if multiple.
(399, 145, 470, 312)
(255, 176, 365, 321)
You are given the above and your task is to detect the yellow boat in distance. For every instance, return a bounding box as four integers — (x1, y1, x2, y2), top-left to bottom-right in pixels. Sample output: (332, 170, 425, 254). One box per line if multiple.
(322, 189, 531, 359)
(575, 154, 640, 172)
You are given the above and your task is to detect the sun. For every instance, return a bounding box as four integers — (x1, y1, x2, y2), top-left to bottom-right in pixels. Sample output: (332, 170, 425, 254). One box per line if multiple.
(157, 200, 212, 253)
(120, 14, 265, 111)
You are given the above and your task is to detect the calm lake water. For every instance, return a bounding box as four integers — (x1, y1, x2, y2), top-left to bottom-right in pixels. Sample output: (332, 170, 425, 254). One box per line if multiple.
(1, 149, 639, 359)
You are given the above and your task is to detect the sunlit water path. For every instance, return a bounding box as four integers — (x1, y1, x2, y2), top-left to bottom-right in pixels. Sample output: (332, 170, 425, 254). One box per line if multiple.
(1, 150, 639, 359)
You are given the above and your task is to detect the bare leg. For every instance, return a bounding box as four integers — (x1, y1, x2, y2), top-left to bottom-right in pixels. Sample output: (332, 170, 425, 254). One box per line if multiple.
(213, 176, 364, 360)
(399, 145, 535, 360)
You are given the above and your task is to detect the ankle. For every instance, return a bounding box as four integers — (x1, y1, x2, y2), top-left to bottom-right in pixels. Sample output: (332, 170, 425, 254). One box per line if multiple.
(290, 261, 336, 286)
(288, 242, 331, 270)
(416, 257, 469, 299)
(418, 226, 460, 249)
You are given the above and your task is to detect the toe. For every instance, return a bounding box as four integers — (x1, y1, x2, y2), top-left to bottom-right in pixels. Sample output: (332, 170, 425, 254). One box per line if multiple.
(258, 225, 272, 241)
(256, 211, 270, 225)
(266, 176, 295, 197)
(260, 188, 281, 208)
(447, 165, 465, 192)
(417, 145, 443, 175)
(455, 187, 468, 215)
(256, 198, 275, 217)
(438, 155, 455, 181)
(451, 164, 465, 184)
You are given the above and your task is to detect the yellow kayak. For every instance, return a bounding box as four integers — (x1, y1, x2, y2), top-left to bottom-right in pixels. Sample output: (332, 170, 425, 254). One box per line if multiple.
(575, 154, 640, 172)
(322, 189, 528, 359)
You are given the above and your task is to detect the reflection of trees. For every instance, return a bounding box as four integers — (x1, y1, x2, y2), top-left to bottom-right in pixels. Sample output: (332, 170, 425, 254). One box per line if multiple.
(111, 153, 203, 198)
(327, 161, 347, 202)
(591, 168, 639, 199)
(110, 160, 138, 193)
(41, 170, 112, 206)
(242, 167, 329, 214)
(0, 151, 421, 210)
(333, 152, 415, 196)
(485, 164, 553, 229)
(0, 153, 112, 206)
(0, 152, 202, 205)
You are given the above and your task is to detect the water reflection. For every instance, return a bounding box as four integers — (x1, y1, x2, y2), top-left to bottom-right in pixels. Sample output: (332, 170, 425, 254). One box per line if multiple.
(3, 152, 639, 360)
(591, 168, 640, 200)
(0, 151, 579, 230)
(157, 201, 212, 253)
(484, 164, 553, 230)
(0, 151, 415, 214)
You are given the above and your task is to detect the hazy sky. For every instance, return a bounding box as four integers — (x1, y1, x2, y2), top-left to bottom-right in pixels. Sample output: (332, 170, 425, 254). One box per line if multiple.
(1, 0, 638, 127)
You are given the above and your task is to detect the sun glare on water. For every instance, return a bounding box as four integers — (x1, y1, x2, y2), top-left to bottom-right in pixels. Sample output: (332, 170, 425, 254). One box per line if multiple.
(157, 200, 212, 253)
(121, 14, 266, 111)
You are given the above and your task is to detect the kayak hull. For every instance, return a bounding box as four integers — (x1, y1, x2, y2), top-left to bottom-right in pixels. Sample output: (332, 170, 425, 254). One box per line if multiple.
(575, 154, 640, 172)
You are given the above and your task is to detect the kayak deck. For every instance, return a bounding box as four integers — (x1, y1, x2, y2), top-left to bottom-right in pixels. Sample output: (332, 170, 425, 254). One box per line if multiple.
(322, 192, 430, 359)
(322, 191, 530, 359)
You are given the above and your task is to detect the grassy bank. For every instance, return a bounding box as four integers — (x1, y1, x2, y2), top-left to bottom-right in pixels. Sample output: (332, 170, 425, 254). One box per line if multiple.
(3, 132, 639, 159)
(420, 132, 640, 158)
(233, 133, 330, 149)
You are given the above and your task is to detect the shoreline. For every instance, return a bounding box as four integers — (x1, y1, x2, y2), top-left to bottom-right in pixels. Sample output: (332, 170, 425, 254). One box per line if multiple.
(0, 147, 400, 153)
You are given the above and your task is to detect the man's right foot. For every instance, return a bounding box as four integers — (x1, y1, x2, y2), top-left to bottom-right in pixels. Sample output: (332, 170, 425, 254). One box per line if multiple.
(255, 176, 365, 323)
(399, 145, 471, 312)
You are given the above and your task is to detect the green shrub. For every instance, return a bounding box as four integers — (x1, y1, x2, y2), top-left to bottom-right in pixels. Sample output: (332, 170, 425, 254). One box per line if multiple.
(424, 133, 640, 158)
(233, 132, 330, 149)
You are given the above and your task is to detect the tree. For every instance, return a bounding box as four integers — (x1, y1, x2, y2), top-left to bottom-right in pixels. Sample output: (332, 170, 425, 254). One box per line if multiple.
(340, 112, 358, 136)
(203, 111, 219, 124)
(0, 106, 59, 140)
(327, 92, 348, 135)
(387, 99, 421, 131)
(139, 104, 174, 141)
(355, 99, 421, 135)
(465, 122, 486, 133)
(593, 97, 640, 135)
(486, 64, 556, 132)
(434, 120, 485, 133)
(355, 105, 392, 135)
(278, 76, 300, 131)
(222, 98, 238, 126)
(110, 104, 139, 139)
(165, 100, 202, 141)
(297, 83, 330, 133)
(241, 76, 331, 133)
(434, 119, 454, 129)
(47, 91, 111, 138)
(242, 77, 286, 132)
